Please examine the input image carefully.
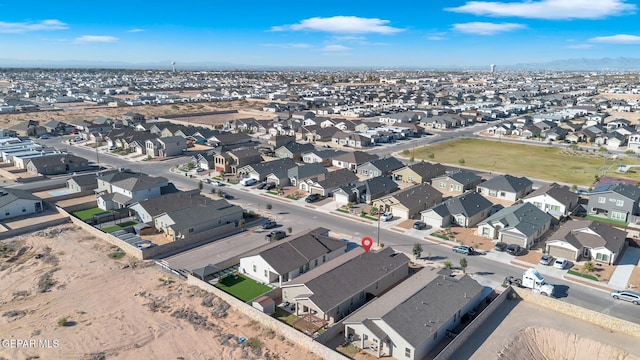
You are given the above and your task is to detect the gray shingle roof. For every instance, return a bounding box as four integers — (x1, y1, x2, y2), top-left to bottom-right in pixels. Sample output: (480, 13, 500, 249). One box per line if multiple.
(131, 190, 213, 218)
(258, 231, 346, 275)
(397, 162, 446, 181)
(548, 220, 627, 253)
(591, 182, 640, 201)
(333, 151, 379, 165)
(163, 200, 242, 229)
(479, 202, 552, 237)
(0, 187, 41, 208)
(428, 192, 493, 218)
(243, 158, 297, 177)
(379, 183, 442, 209)
(524, 182, 578, 207)
(435, 170, 481, 186)
(362, 157, 405, 174)
(479, 174, 533, 193)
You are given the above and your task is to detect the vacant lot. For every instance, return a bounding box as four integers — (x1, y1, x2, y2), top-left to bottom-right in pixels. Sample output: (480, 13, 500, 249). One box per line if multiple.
(414, 138, 640, 186)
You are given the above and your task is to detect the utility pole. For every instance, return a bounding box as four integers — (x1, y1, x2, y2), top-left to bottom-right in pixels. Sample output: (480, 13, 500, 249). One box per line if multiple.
(95, 140, 100, 168)
(377, 211, 381, 247)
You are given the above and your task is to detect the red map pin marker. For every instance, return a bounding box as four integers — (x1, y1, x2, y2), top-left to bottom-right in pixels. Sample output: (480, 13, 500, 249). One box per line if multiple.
(361, 237, 373, 252)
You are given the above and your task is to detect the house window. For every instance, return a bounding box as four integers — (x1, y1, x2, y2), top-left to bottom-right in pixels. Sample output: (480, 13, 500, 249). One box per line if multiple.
(598, 197, 606, 204)
(550, 205, 561, 212)
(439, 182, 446, 189)
(315, 259, 318, 266)
(405, 348, 411, 358)
(488, 190, 497, 197)
(616, 199, 624, 207)
(360, 291, 365, 300)
(188, 228, 194, 233)
(323, 255, 326, 262)
(252, 265, 257, 273)
(22, 207, 26, 212)
(611, 211, 627, 221)
(533, 202, 542, 209)
(482, 227, 490, 236)
(5, 211, 9, 216)
(500, 191, 506, 197)
(454, 185, 462, 192)
(264, 270, 268, 278)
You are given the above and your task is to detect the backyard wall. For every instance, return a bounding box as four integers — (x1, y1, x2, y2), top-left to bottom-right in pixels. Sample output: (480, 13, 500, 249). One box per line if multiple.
(435, 287, 515, 360)
(511, 286, 640, 338)
(187, 275, 349, 360)
(0, 217, 71, 240)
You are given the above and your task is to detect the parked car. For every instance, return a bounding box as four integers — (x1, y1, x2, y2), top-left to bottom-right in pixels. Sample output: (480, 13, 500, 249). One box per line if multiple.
(305, 194, 321, 203)
(221, 192, 234, 200)
(39, 134, 51, 139)
(610, 290, 640, 305)
(262, 220, 277, 229)
(211, 180, 224, 186)
(264, 182, 276, 190)
(73, 136, 83, 142)
(539, 254, 554, 266)
(240, 178, 257, 186)
(256, 182, 267, 190)
(494, 242, 507, 252)
(553, 257, 568, 269)
(380, 212, 394, 221)
(452, 245, 475, 255)
(413, 221, 428, 230)
(265, 230, 286, 241)
(506, 244, 525, 256)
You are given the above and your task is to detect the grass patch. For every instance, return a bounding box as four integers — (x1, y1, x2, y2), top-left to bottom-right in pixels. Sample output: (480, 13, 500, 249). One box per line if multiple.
(432, 233, 450, 241)
(414, 138, 640, 186)
(214, 274, 271, 302)
(73, 208, 108, 221)
(273, 307, 299, 326)
(108, 251, 125, 259)
(227, 179, 239, 185)
(568, 269, 599, 281)
(336, 208, 349, 214)
(360, 214, 379, 221)
(102, 221, 138, 233)
(57, 317, 70, 327)
(266, 191, 279, 195)
(584, 215, 628, 227)
(286, 195, 301, 200)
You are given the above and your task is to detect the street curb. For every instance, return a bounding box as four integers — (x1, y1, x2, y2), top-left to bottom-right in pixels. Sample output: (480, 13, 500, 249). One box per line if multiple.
(259, 193, 292, 203)
(563, 274, 612, 293)
(390, 227, 406, 233)
(329, 211, 372, 224)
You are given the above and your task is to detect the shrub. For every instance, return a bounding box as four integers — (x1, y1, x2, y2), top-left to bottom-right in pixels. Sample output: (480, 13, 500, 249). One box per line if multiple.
(266, 203, 272, 210)
(584, 261, 595, 272)
(444, 260, 453, 269)
(57, 317, 69, 327)
(287, 226, 292, 234)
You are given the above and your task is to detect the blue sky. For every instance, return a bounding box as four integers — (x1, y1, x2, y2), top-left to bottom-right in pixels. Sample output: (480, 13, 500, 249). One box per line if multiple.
(1, 0, 640, 68)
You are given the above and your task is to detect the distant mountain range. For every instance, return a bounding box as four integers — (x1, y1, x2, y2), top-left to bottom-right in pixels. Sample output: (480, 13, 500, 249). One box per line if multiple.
(2, 57, 640, 72)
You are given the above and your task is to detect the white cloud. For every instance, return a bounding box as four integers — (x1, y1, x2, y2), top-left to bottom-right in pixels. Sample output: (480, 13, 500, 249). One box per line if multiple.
(322, 44, 351, 52)
(271, 16, 403, 34)
(128, 29, 145, 33)
(0, 19, 68, 33)
(453, 22, 526, 35)
(261, 43, 311, 48)
(446, 0, 635, 20)
(427, 32, 447, 41)
(589, 34, 640, 44)
(75, 35, 119, 43)
(567, 44, 594, 49)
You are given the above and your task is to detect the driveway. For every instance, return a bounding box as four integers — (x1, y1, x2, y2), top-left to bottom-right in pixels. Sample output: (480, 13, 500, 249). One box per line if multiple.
(608, 247, 640, 289)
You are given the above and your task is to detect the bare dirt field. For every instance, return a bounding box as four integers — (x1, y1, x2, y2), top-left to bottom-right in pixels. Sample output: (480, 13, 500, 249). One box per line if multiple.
(0, 225, 313, 360)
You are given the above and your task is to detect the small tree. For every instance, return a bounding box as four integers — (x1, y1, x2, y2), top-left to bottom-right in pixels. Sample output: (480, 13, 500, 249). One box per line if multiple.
(57, 317, 69, 327)
(370, 206, 379, 216)
(217, 189, 223, 197)
(412, 243, 423, 261)
(428, 153, 435, 159)
(198, 181, 203, 190)
(444, 260, 453, 269)
(287, 226, 292, 234)
(401, 149, 410, 156)
(459, 258, 468, 273)
(427, 252, 432, 261)
(238, 218, 246, 230)
(458, 158, 465, 165)
(276, 185, 284, 196)
(571, 184, 578, 192)
(584, 261, 595, 272)
(220, 170, 226, 177)
(266, 203, 272, 210)
(409, 155, 415, 163)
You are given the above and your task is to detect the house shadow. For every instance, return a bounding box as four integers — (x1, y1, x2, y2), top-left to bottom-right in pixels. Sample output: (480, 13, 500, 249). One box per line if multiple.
(218, 274, 244, 287)
(553, 284, 570, 299)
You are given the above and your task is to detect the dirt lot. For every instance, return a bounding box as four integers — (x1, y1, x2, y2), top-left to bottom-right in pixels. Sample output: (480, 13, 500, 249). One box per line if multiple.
(0, 225, 312, 360)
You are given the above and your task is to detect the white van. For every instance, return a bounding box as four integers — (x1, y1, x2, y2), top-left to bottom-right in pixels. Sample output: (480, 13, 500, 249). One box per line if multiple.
(240, 178, 257, 186)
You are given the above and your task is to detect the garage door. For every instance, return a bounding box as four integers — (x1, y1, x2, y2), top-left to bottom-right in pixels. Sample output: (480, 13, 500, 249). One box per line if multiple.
(500, 234, 524, 247)
(548, 245, 576, 261)
(334, 192, 350, 205)
(309, 187, 324, 196)
(391, 207, 409, 220)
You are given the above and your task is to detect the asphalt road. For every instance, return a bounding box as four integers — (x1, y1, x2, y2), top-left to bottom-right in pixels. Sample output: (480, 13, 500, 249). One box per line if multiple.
(37, 135, 640, 325)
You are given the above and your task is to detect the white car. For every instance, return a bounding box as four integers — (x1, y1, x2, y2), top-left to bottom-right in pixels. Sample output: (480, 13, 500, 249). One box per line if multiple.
(211, 180, 224, 186)
(380, 212, 394, 221)
(553, 257, 568, 269)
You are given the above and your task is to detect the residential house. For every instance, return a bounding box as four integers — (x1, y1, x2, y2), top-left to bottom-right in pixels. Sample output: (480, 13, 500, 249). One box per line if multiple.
(332, 132, 373, 148)
(145, 136, 186, 158)
(0, 187, 44, 220)
(303, 168, 359, 196)
(9, 120, 46, 137)
(587, 182, 640, 223)
(476, 174, 533, 202)
(67, 172, 106, 193)
(275, 142, 315, 161)
(431, 170, 482, 194)
(523, 183, 579, 218)
(477, 202, 552, 249)
(372, 183, 443, 220)
(284, 163, 327, 187)
(420, 192, 493, 229)
(267, 135, 296, 149)
(356, 157, 405, 179)
(129, 189, 207, 223)
(302, 149, 347, 166)
(627, 132, 640, 152)
(238, 158, 297, 182)
(343, 268, 483, 360)
(25, 154, 91, 176)
(281, 247, 409, 324)
(332, 151, 379, 171)
(208, 132, 253, 148)
(96, 171, 171, 210)
(392, 162, 447, 184)
(545, 220, 627, 265)
(239, 228, 347, 287)
(122, 112, 145, 126)
(334, 176, 399, 205)
(154, 199, 243, 241)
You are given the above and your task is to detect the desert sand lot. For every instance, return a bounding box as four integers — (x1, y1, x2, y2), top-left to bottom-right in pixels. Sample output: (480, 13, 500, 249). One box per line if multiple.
(0, 225, 312, 360)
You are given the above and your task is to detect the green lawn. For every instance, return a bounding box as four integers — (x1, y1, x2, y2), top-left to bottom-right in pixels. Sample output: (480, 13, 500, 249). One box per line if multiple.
(568, 269, 599, 281)
(102, 221, 138, 233)
(584, 215, 628, 227)
(273, 307, 299, 326)
(214, 274, 271, 302)
(413, 138, 640, 186)
(73, 208, 109, 220)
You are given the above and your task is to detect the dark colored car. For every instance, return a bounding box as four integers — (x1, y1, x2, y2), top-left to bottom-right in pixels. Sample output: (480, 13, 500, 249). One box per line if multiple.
(221, 192, 234, 200)
(506, 244, 525, 256)
(413, 221, 428, 230)
(262, 220, 277, 229)
(264, 182, 276, 190)
(265, 230, 286, 241)
(256, 182, 267, 190)
(305, 194, 321, 203)
(494, 242, 508, 252)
